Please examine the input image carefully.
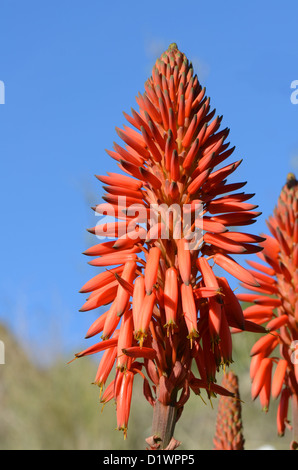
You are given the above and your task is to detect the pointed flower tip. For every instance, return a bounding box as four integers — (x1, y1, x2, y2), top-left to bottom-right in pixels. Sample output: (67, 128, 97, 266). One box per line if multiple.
(112, 243, 120, 249)
(168, 42, 179, 51)
(286, 172, 298, 188)
(286, 172, 296, 182)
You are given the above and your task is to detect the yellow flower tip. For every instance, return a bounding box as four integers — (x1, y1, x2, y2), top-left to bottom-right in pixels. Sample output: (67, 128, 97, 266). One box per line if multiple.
(117, 426, 128, 440)
(187, 329, 199, 348)
(135, 330, 147, 348)
(98, 384, 104, 400)
(216, 287, 224, 297)
(164, 320, 178, 336)
(199, 394, 207, 405)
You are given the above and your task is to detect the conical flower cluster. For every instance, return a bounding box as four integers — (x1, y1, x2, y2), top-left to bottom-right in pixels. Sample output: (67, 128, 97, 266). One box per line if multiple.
(237, 174, 298, 443)
(213, 371, 245, 450)
(74, 43, 263, 444)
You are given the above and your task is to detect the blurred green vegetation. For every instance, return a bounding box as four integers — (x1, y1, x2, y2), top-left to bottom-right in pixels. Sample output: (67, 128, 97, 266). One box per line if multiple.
(0, 323, 291, 450)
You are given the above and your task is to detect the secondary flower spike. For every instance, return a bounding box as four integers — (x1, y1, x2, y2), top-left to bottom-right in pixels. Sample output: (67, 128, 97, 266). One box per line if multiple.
(236, 173, 298, 449)
(74, 43, 262, 448)
(213, 371, 245, 450)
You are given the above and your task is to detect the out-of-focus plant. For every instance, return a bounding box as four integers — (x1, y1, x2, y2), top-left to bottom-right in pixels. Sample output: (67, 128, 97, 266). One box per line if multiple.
(236, 173, 298, 450)
(213, 371, 245, 450)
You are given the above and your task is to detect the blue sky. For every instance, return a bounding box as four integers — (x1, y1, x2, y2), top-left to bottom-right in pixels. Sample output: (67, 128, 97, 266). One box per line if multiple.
(0, 1, 297, 362)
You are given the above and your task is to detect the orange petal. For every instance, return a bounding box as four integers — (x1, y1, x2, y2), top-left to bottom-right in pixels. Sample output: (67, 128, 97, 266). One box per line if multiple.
(177, 238, 191, 285)
(251, 358, 273, 400)
(164, 267, 179, 329)
(144, 247, 161, 295)
(132, 276, 146, 334)
(181, 283, 199, 340)
(213, 253, 260, 287)
(271, 359, 288, 399)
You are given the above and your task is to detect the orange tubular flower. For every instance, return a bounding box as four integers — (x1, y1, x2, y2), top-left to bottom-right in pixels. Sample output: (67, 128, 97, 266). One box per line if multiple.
(237, 173, 298, 449)
(213, 371, 245, 450)
(74, 43, 262, 448)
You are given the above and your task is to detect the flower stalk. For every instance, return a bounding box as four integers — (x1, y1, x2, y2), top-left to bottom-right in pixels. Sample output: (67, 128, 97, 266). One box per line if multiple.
(147, 385, 179, 450)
